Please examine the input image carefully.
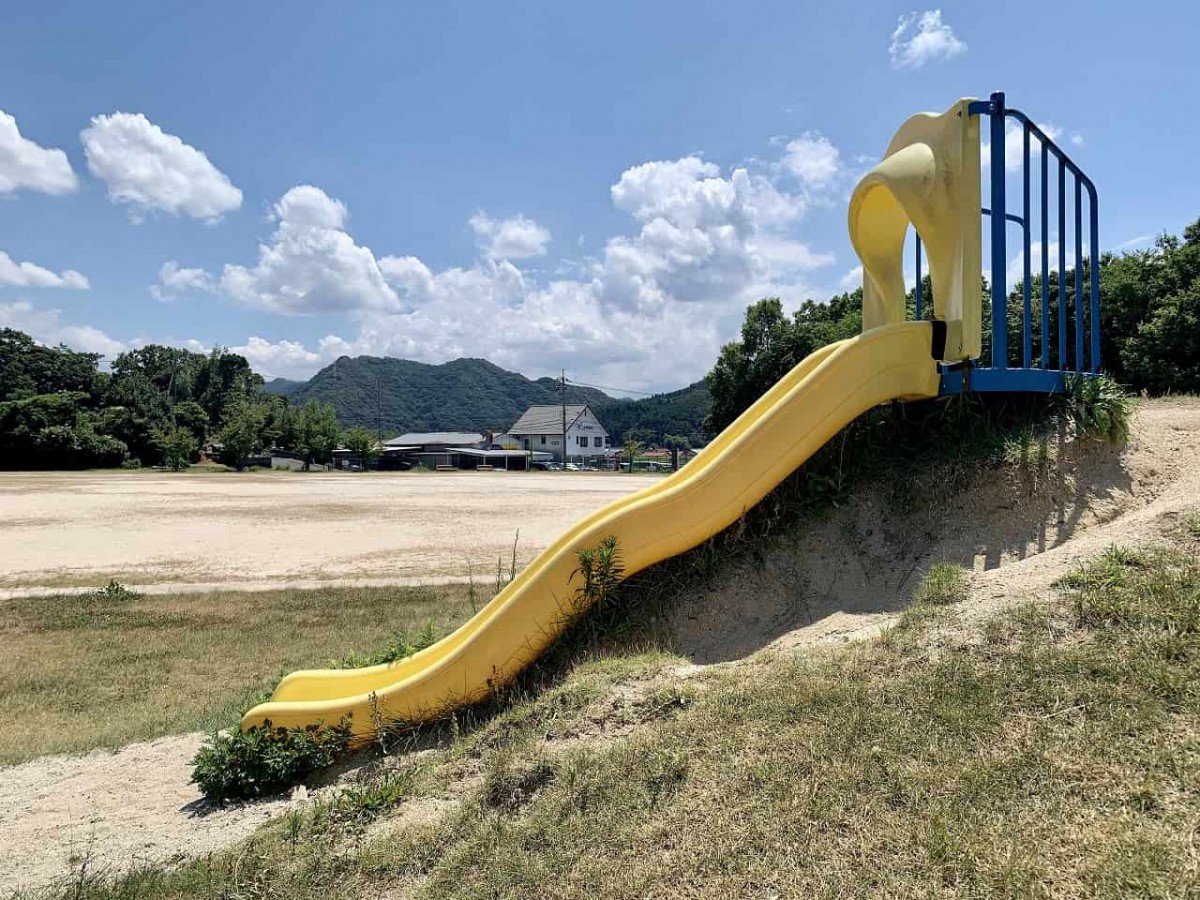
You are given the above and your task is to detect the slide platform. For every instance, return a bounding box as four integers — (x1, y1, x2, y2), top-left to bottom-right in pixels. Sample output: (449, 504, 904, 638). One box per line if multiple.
(241, 321, 941, 736)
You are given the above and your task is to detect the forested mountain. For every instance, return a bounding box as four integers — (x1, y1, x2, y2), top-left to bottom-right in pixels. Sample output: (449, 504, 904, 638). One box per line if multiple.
(285, 356, 612, 434)
(264, 377, 305, 396)
(594, 381, 712, 445)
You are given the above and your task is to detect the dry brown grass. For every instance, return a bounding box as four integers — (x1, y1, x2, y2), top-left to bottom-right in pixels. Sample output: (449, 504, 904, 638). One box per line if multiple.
(22, 541, 1200, 900)
(0, 583, 475, 765)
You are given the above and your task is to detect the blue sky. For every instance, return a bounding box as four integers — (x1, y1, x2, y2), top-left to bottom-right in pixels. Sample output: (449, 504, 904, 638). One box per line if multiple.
(2, 2, 1197, 391)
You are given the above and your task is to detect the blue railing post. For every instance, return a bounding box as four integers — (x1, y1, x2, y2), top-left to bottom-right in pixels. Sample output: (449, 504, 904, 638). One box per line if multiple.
(989, 91, 1007, 369)
(1088, 189, 1101, 371)
(1022, 124, 1032, 369)
(1040, 143, 1050, 369)
(1074, 178, 1084, 372)
(1058, 160, 1067, 370)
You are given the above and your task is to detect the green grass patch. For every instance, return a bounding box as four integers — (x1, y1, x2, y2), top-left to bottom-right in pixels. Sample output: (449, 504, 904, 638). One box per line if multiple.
(913, 562, 971, 606)
(36, 540, 1200, 899)
(0, 583, 475, 765)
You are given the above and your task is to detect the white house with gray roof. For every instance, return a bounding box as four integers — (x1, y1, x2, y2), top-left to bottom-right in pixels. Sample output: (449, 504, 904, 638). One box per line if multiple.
(508, 405, 609, 461)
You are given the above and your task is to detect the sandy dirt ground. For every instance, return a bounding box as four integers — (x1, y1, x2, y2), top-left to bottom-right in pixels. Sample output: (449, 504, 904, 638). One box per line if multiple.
(673, 398, 1200, 659)
(3, 400, 1199, 892)
(0, 471, 659, 596)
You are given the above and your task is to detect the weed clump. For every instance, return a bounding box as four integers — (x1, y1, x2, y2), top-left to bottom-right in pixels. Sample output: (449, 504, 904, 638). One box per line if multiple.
(1066, 372, 1133, 443)
(913, 562, 970, 606)
(191, 717, 352, 804)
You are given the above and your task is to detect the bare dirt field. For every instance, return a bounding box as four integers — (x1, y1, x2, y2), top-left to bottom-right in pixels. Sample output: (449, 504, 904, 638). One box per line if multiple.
(0, 471, 659, 595)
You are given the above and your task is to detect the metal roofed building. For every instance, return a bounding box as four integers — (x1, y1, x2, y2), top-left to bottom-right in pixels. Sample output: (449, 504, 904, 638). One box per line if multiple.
(508, 405, 609, 462)
(384, 432, 485, 450)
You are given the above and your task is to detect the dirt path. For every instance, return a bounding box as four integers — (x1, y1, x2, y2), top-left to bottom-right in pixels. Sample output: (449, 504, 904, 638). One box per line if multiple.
(0, 734, 297, 894)
(0, 471, 659, 595)
(2, 400, 1197, 893)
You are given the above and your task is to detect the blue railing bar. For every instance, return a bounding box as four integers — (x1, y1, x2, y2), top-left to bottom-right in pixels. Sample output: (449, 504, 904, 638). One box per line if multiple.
(989, 90, 1008, 369)
(981, 208, 1027, 228)
(914, 234, 923, 320)
(1040, 142, 1050, 370)
(1089, 192, 1101, 371)
(1058, 159, 1067, 369)
(1022, 123, 1032, 369)
(968, 98, 1097, 201)
(1074, 177, 1084, 373)
(1004, 109, 1097, 195)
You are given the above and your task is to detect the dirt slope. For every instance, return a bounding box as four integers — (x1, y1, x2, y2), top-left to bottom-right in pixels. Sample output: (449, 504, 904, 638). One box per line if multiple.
(671, 398, 1200, 660)
(2, 398, 1197, 894)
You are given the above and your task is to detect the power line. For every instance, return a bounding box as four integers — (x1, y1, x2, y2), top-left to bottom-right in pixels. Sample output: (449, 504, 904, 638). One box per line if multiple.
(564, 377, 655, 397)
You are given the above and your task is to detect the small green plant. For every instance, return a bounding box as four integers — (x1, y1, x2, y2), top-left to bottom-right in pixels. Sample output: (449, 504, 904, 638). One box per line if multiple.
(93, 579, 136, 603)
(570, 535, 625, 613)
(333, 622, 441, 669)
(494, 529, 522, 594)
(1065, 373, 1133, 443)
(913, 562, 970, 605)
(191, 717, 352, 804)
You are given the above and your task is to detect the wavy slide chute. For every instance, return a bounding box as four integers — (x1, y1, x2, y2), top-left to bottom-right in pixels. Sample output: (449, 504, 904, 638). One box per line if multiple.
(241, 321, 941, 735)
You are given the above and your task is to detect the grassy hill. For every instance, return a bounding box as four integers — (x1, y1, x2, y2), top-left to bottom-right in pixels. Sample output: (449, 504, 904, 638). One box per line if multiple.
(285, 356, 611, 434)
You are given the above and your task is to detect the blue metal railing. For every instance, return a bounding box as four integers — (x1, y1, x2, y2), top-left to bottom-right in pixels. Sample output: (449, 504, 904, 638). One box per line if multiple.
(913, 91, 1101, 393)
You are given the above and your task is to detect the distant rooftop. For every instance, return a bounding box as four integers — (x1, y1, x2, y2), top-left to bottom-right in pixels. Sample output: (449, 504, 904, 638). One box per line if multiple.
(509, 405, 589, 434)
(385, 432, 484, 447)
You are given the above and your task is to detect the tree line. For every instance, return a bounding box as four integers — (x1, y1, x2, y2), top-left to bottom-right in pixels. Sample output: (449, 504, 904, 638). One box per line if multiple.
(0, 333, 370, 470)
(706, 217, 1200, 432)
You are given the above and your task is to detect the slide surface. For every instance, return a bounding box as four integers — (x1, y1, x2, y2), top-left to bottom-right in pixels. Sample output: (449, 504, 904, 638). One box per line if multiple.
(241, 321, 941, 734)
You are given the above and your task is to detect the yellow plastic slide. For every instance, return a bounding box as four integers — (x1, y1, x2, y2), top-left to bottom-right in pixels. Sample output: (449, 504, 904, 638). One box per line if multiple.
(241, 321, 941, 735)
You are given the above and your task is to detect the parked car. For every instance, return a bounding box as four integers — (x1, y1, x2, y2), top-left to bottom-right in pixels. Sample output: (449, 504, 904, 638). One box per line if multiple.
(565, 463, 581, 471)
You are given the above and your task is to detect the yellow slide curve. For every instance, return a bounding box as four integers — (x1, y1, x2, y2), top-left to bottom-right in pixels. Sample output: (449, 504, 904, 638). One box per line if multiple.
(241, 321, 941, 736)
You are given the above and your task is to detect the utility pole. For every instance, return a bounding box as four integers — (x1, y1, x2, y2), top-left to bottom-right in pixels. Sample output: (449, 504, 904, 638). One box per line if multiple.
(561, 369, 567, 465)
(376, 374, 383, 445)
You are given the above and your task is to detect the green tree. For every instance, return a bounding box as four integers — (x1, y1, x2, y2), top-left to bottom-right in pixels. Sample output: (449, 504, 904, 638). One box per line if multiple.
(342, 426, 378, 470)
(218, 399, 266, 471)
(171, 401, 210, 445)
(662, 434, 690, 471)
(155, 424, 199, 471)
(706, 296, 860, 434)
(298, 399, 341, 469)
(194, 347, 263, 425)
(0, 329, 101, 401)
(0, 393, 126, 469)
(622, 437, 644, 473)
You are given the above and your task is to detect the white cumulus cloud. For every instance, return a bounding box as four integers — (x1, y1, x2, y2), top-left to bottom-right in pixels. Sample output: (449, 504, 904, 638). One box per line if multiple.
(889, 10, 966, 69)
(205, 137, 838, 389)
(220, 185, 399, 314)
(0, 300, 124, 357)
(469, 212, 551, 259)
(0, 251, 89, 289)
(782, 133, 840, 189)
(0, 111, 78, 196)
(81, 112, 242, 221)
(149, 260, 214, 301)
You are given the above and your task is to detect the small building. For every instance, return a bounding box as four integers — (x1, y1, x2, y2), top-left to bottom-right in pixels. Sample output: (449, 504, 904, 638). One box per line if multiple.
(380, 432, 484, 469)
(508, 405, 610, 462)
(380, 431, 549, 471)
